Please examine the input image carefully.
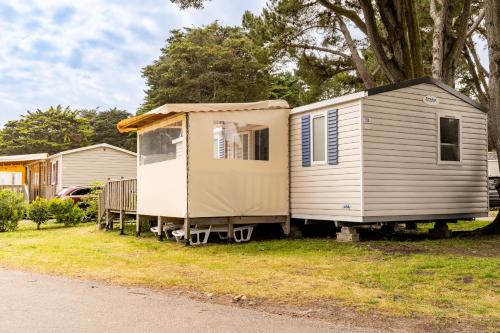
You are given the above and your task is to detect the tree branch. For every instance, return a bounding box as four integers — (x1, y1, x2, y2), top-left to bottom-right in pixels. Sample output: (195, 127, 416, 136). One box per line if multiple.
(316, 0, 368, 35)
(336, 15, 374, 88)
(463, 45, 489, 103)
(467, 38, 490, 87)
(466, 8, 485, 37)
(288, 43, 350, 59)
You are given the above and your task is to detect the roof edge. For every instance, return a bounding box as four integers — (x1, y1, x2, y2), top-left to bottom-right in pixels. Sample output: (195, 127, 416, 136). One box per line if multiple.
(366, 76, 488, 112)
(291, 92, 366, 115)
(49, 143, 136, 158)
(118, 99, 290, 133)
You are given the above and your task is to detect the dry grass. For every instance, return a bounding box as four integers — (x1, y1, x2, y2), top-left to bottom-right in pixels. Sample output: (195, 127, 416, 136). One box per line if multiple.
(0, 220, 498, 330)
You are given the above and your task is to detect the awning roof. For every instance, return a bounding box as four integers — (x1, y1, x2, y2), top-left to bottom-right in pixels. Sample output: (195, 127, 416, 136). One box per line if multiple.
(117, 100, 290, 133)
(0, 153, 48, 165)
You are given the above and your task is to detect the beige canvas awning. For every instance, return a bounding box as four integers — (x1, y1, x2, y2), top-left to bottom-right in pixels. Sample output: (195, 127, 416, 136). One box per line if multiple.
(117, 100, 290, 133)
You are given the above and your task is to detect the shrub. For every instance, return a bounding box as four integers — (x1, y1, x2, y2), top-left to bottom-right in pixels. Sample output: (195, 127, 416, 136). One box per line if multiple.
(0, 189, 25, 232)
(48, 198, 84, 226)
(28, 198, 50, 230)
(80, 182, 103, 222)
(67, 205, 86, 226)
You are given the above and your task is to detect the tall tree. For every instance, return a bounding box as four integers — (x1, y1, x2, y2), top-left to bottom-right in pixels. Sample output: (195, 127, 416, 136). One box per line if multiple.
(139, 23, 280, 114)
(0, 106, 92, 155)
(79, 108, 136, 152)
(174, 0, 484, 90)
(483, 0, 500, 234)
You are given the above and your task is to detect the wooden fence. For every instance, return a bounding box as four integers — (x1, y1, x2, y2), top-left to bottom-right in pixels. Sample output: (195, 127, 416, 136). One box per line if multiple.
(98, 178, 137, 232)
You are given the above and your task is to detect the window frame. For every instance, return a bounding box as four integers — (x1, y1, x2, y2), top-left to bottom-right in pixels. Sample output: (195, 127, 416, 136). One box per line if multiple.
(437, 113, 462, 165)
(231, 131, 250, 160)
(310, 112, 327, 165)
(253, 127, 269, 161)
(138, 118, 184, 166)
(51, 161, 58, 185)
(212, 122, 270, 161)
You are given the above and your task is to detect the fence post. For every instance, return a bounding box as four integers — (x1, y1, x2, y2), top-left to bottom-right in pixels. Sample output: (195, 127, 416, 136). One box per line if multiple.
(119, 177, 125, 235)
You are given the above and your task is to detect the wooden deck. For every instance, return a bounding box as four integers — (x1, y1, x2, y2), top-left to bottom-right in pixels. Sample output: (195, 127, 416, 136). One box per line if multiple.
(98, 178, 137, 234)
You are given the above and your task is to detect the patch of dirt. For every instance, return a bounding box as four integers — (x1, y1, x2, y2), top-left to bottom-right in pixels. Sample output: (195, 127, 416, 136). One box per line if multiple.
(179, 289, 492, 333)
(367, 236, 500, 258)
(369, 244, 426, 255)
(430, 245, 500, 258)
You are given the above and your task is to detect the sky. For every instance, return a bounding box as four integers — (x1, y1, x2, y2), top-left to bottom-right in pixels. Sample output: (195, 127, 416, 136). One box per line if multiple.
(0, 1, 489, 127)
(0, 0, 267, 126)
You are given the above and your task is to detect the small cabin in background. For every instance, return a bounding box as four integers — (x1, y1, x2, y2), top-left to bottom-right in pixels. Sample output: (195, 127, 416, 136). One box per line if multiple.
(291, 77, 488, 230)
(117, 101, 290, 241)
(0, 153, 48, 200)
(26, 143, 137, 200)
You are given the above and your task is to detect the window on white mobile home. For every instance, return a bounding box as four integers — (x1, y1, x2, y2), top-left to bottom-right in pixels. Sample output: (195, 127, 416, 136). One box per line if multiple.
(312, 114, 326, 163)
(439, 116, 461, 162)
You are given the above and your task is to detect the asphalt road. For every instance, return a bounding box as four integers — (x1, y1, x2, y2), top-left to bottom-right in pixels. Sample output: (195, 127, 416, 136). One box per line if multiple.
(0, 268, 379, 333)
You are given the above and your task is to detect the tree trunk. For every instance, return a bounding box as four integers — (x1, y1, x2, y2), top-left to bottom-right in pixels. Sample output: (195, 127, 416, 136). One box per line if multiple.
(480, 0, 500, 234)
(430, 0, 473, 86)
(37, 223, 41, 230)
(359, 0, 406, 82)
(430, 0, 448, 80)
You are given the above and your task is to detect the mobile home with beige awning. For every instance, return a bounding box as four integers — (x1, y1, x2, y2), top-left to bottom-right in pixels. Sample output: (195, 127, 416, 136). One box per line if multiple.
(118, 100, 290, 242)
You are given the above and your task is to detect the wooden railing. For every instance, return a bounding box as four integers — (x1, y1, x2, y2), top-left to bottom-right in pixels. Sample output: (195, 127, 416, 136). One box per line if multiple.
(104, 178, 137, 212)
(0, 185, 29, 201)
(98, 178, 137, 230)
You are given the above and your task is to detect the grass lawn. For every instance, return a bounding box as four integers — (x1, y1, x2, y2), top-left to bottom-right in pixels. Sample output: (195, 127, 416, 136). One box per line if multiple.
(0, 220, 498, 330)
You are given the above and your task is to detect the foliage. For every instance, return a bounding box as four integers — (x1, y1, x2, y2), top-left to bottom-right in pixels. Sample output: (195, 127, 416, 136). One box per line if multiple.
(28, 198, 51, 230)
(48, 198, 85, 227)
(139, 22, 306, 113)
(0, 190, 25, 232)
(80, 182, 103, 222)
(0, 106, 92, 155)
(79, 108, 136, 152)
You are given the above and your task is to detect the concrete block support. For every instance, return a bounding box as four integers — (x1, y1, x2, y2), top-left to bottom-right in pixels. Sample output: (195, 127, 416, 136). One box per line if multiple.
(429, 221, 452, 239)
(336, 227, 360, 242)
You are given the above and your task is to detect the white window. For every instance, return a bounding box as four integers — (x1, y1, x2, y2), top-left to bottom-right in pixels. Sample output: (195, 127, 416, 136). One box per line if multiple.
(233, 132, 250, 160)
(312, 114, 326, 164)
(438, 115, 461, 163)
(0, 172, 22, 185)
(139, 120, 183, 165)
(51, 161, 58, 185)
(213, 121, 269, 161)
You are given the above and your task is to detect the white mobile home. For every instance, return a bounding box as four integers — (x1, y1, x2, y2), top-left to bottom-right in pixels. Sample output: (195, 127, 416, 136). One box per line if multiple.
(117, 101, 290, 240)
(291, 77, 488, 224)
(27, 143, 137, 200)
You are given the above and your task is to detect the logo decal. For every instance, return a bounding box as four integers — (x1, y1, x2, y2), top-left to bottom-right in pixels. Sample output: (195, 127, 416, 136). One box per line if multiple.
(423, 95, 439, 105)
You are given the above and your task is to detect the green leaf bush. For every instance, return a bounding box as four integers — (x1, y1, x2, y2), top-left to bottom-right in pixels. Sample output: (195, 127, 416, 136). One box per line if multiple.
(28, 198, 50, 230)
(80, 182, 103, 222)
(0, 189, 26, 232)
(48, 198, 85, 226)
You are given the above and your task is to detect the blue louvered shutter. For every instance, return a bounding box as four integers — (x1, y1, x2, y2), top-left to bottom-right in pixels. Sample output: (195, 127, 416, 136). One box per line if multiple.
(301, 115, 311, 167)
(327, 109, 339, 165)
